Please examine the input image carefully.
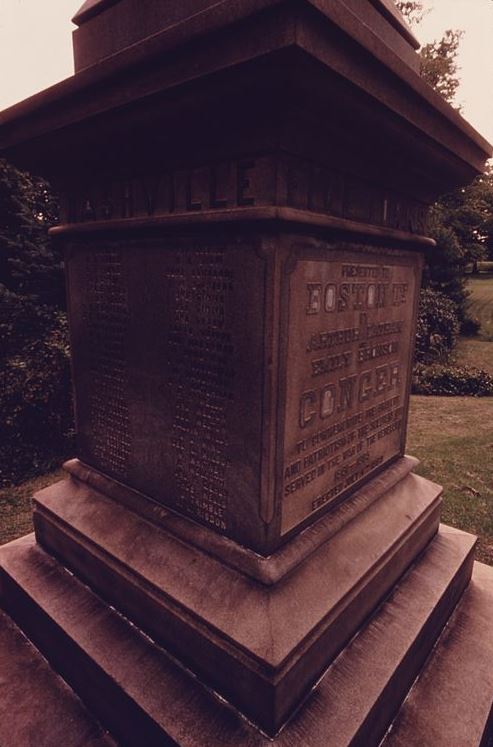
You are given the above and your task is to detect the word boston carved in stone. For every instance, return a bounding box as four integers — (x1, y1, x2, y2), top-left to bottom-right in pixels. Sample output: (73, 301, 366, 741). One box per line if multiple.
(1, 0, 493, 745)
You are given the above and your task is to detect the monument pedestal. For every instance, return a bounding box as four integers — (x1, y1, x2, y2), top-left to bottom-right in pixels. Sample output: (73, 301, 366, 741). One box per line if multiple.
(30, 457, 440, 735)
(1, 472, 493, 745)
(1, 0, 493, 744)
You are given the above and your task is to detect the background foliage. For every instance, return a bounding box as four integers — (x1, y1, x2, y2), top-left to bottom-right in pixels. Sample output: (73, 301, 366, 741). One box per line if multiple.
(0, 159, 73, 486)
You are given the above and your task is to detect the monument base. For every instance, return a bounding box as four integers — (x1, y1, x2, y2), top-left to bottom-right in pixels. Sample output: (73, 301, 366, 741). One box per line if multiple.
(1, 463, 493, 745)
(30, 457, 441, 734)
(0, 529, 492, 746)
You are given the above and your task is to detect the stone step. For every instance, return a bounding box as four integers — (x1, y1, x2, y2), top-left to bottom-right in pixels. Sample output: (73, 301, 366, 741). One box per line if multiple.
(0, 608, 116, 747)
(31, 469, 442, 734)
(0, 525, 476, 746)
(381, 560, 493, 747)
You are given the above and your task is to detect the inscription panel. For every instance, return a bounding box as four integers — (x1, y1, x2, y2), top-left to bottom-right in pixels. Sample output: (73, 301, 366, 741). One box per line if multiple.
(280, 250, 419, 535)
(64, 154, 428, 236)
(164, 248, 234, 531)
(80, 248, 131, 480)
(67, 240, 265, 547)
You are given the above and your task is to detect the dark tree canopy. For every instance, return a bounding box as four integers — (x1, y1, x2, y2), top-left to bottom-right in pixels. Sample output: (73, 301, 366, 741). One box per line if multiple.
(0, 159, 72, 486)
(0, 158, 63, 308)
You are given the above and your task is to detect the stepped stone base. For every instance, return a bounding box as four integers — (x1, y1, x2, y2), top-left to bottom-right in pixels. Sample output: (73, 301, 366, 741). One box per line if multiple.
(0, 608, 115, 747)
(29, 462, 441, 735)
(1, 472, 493, 746)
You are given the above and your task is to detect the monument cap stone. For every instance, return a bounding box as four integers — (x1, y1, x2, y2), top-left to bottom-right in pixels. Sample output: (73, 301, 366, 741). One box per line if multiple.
(70, 0, 422, 73)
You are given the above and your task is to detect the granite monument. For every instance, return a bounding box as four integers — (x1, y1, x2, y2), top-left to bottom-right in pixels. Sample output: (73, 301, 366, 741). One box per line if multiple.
(1, 1, 493, 745)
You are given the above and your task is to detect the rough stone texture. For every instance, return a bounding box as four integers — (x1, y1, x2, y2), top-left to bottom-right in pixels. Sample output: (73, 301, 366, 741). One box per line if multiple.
(71, 0, 421, 73)
(57, 235, 423, 555)
(62, 455, 419, 584)
(0, 526, 481, 746)
(1, 1, 490, 194)
(32, 467, 441, 733)
(382, 557, 493, 747)
(0, 609, 115, 747)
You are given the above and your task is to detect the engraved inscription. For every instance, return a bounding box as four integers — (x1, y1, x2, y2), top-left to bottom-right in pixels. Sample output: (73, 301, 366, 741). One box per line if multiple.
(82, 249, 131, 479)
(66, 154, 427, 236)
(69, 158, 267, 224)
(165, 249, 235, 531)
(281, 254, 417, 534)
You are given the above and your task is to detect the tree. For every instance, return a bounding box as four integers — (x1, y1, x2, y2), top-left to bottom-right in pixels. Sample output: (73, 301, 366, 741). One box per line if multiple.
(396, 1, 427, 27)
(395, 1, 462, 106)
(0, 158, 63, 308)
(421, 166, 493, 314)
(0, 159, 72, 485)
(420, 30, 463, 105)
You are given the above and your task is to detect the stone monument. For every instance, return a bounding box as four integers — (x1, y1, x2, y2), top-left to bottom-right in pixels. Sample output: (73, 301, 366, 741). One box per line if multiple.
(1, 1, 493, 744)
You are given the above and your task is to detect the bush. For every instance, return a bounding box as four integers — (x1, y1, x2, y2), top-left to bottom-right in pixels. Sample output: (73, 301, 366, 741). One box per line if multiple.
(460, 315, 481, 336)
(412, 363, 493, 397)
(415, 288, 460, 364)
(0, 286, 74, 487)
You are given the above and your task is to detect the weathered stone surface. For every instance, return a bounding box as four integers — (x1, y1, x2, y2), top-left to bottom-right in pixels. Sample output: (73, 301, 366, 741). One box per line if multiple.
(0, 526, 479, 746)
(1, 1, 490, 195)
(382, 554, 493, 747)
(61, 235, 422, 553)
(71, 0, 421, 73)
(32, 466, 441, 733)
(0, 609, 115, 747)
(62, 455, 419, 584)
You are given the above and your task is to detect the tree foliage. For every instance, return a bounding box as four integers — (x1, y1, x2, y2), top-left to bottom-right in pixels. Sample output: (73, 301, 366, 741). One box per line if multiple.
(0, 286, 73, 486)
(395, 1, 493, 325)
(396, 1, 427, 26)
(415, 288, 460, 363)
(419, 29, 463, 105)
(0, 158, 63, 308)
(421, 167, 493, 316)
(0, 159, 73, 485)
(395, 1, 462, 105)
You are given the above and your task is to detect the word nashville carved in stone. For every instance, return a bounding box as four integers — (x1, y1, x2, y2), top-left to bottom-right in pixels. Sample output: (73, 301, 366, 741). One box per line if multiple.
(66, 154, 428, 235)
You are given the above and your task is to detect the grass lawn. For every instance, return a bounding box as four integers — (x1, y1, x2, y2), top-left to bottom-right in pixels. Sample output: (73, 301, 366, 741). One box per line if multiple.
(408, 273, 493, 565)
(0, 469, 64, 546)
(464, 273, 493, 341)
(452, 274, 493, 381)
(407, 396, 493, 565)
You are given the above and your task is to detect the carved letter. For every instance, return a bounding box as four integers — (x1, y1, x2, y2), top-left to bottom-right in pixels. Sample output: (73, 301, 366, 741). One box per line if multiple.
(237, 160, 255, 206)
(306, 283, 322, 315)
(300, 391, 317, 428)
(320, 385, 336, 419)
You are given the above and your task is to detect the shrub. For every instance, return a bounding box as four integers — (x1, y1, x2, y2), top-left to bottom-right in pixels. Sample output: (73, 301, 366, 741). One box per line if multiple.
(412, 363, 493, 397)
(0, 286, 74, 486)
(460, 315, 481, 336)
(414, 288, 460, 364)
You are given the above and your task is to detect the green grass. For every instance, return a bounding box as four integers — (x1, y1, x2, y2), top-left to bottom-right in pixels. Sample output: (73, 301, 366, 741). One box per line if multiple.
(407, 274, 493, 565)
(0, 469, 64, 546)
(464, 273, 493, 341)
(407, 397, 493, 565)
(453, 337, 493, 375)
